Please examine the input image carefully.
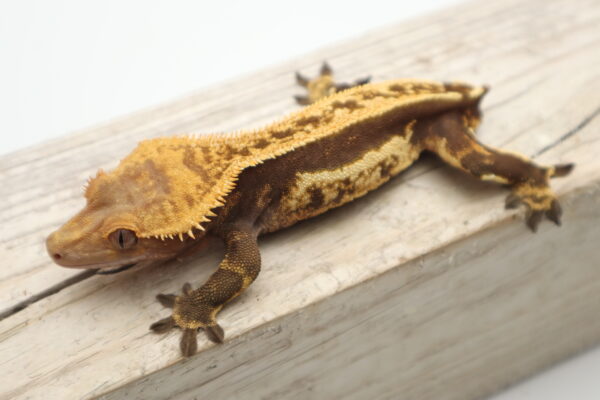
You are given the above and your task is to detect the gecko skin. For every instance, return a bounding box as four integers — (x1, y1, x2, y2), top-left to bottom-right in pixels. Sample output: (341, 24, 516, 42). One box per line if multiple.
(46, 63, 573, 357)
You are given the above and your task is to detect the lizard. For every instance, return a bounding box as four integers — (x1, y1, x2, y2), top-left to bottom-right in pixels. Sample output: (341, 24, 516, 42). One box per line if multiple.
(46, 62, 574, 357)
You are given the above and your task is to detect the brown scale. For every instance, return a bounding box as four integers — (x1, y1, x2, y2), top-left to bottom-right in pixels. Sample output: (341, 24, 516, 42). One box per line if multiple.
(46, 62, 573, 357)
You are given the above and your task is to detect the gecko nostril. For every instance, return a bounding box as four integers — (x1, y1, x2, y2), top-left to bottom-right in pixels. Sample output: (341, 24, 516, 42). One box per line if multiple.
(53, 253, 62, 260)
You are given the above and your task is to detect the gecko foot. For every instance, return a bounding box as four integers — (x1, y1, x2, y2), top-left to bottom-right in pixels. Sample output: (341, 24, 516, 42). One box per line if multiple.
(294, 61, 371, 105)
(150, 282, 225, 357)
(504, 162, 574, 231)
(505, 184, 563, 232)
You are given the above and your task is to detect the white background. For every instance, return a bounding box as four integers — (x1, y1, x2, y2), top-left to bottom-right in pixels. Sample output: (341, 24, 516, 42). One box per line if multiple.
(1, 1, 598, 398)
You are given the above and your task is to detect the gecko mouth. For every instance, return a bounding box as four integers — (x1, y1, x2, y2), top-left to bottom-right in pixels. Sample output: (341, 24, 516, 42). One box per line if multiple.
(96, 263, 137, 275)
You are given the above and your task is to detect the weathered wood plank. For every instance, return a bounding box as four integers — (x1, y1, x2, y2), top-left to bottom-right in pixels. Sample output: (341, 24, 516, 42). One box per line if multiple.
(102, 187, 600, 400)
(0, 0, 599, 398)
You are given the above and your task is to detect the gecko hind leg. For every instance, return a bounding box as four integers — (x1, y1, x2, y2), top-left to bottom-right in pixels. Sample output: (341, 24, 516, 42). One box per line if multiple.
(294, 61, 371, 105)
(417, 110, 574, 232)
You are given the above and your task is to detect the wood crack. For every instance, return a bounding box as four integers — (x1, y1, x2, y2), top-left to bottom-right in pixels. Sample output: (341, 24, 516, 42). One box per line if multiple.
(0, 269, 96, 321)
(534, 104, 600, 157)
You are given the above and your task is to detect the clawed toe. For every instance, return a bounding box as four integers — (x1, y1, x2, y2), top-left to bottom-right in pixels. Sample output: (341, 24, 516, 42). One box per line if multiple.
(320, 61, 332, 76)
(204, 324, 225, 343)
(354, 76, 372, 86)
(150, 316, 176, 333)
(506, 189, 564, 231)
(156, 293, 176, 308)
(295, 72, 309, 87)
(505, 193, 521, 209)
(545, 199, 562, 226)
(180, 328, 198, 357)
(526, 210, 544, 232)
(294, 95, 311, 105)
(552, 163, 575, 178)
(182, 282, 193, 295)
(181, 325, 224, 351)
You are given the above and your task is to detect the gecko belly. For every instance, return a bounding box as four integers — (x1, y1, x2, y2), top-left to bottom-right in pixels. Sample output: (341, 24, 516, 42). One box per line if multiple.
(261, 130, 420, 232)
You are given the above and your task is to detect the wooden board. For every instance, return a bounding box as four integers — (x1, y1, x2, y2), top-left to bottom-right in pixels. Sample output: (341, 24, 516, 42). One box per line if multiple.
(1, 0, 599, 398)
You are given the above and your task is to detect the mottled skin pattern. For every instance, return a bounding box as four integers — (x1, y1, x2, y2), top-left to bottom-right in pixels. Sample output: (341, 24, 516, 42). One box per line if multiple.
(46, 63, 573, 357)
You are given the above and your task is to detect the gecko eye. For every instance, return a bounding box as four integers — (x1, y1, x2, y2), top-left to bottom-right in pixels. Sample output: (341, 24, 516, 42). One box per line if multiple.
(109, 229, 138, 250)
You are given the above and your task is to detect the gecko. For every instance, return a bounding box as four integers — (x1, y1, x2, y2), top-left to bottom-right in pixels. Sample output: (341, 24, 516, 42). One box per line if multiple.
(46, 62, 573, 357)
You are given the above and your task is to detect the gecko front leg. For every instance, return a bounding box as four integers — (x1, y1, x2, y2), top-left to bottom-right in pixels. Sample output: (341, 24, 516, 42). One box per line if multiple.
(150, 228, 260, 356)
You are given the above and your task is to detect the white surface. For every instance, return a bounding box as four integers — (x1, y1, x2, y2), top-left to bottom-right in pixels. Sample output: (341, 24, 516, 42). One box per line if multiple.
(0, 1, 598, 398)
(0, 0, 453, 155)
(491, 346, 600, 400)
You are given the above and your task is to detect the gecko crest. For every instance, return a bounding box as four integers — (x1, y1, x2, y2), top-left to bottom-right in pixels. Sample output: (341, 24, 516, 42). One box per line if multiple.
(83, 80, 486, 240)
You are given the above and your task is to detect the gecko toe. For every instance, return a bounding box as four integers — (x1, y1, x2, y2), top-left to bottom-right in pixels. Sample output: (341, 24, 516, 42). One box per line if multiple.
(334, 83, 352, 91)
(180, 328, 198, 357)
(295, 72, 309, 87)
(294, 95, 311, 105)
(552, 163, 575, 178)
(526, 210, 544, 232)
(336, 77, 372, 92)
(150, 316, 176, 333)
(204, 324, 225, 344)
(320, 61, 332, 76)
(545, 199, 563, 226)
(505, 193, 521, 209)
(182, 282, 193, 295)
(355, 76, 372, 86)
(156, 293, 176, 308)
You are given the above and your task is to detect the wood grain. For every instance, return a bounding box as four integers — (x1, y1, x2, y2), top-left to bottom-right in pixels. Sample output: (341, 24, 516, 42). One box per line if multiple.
(1, 0, 599, 398)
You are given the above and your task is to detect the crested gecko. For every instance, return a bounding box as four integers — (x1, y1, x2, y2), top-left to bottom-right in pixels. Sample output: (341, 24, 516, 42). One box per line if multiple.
(46, 63, 573, 357)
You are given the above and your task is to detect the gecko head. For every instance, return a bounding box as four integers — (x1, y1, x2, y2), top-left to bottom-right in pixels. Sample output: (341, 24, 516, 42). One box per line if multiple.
(45, 209, 196, 274)
(46, 167, 203, 274)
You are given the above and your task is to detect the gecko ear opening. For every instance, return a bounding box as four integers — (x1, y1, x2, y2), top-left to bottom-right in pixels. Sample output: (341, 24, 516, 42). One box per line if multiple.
(108, 229, 138, 250)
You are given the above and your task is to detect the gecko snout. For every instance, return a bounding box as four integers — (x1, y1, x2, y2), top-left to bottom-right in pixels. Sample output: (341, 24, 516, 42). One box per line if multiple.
(46, 231, 64, 263)
(45, 230, 77, 267)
